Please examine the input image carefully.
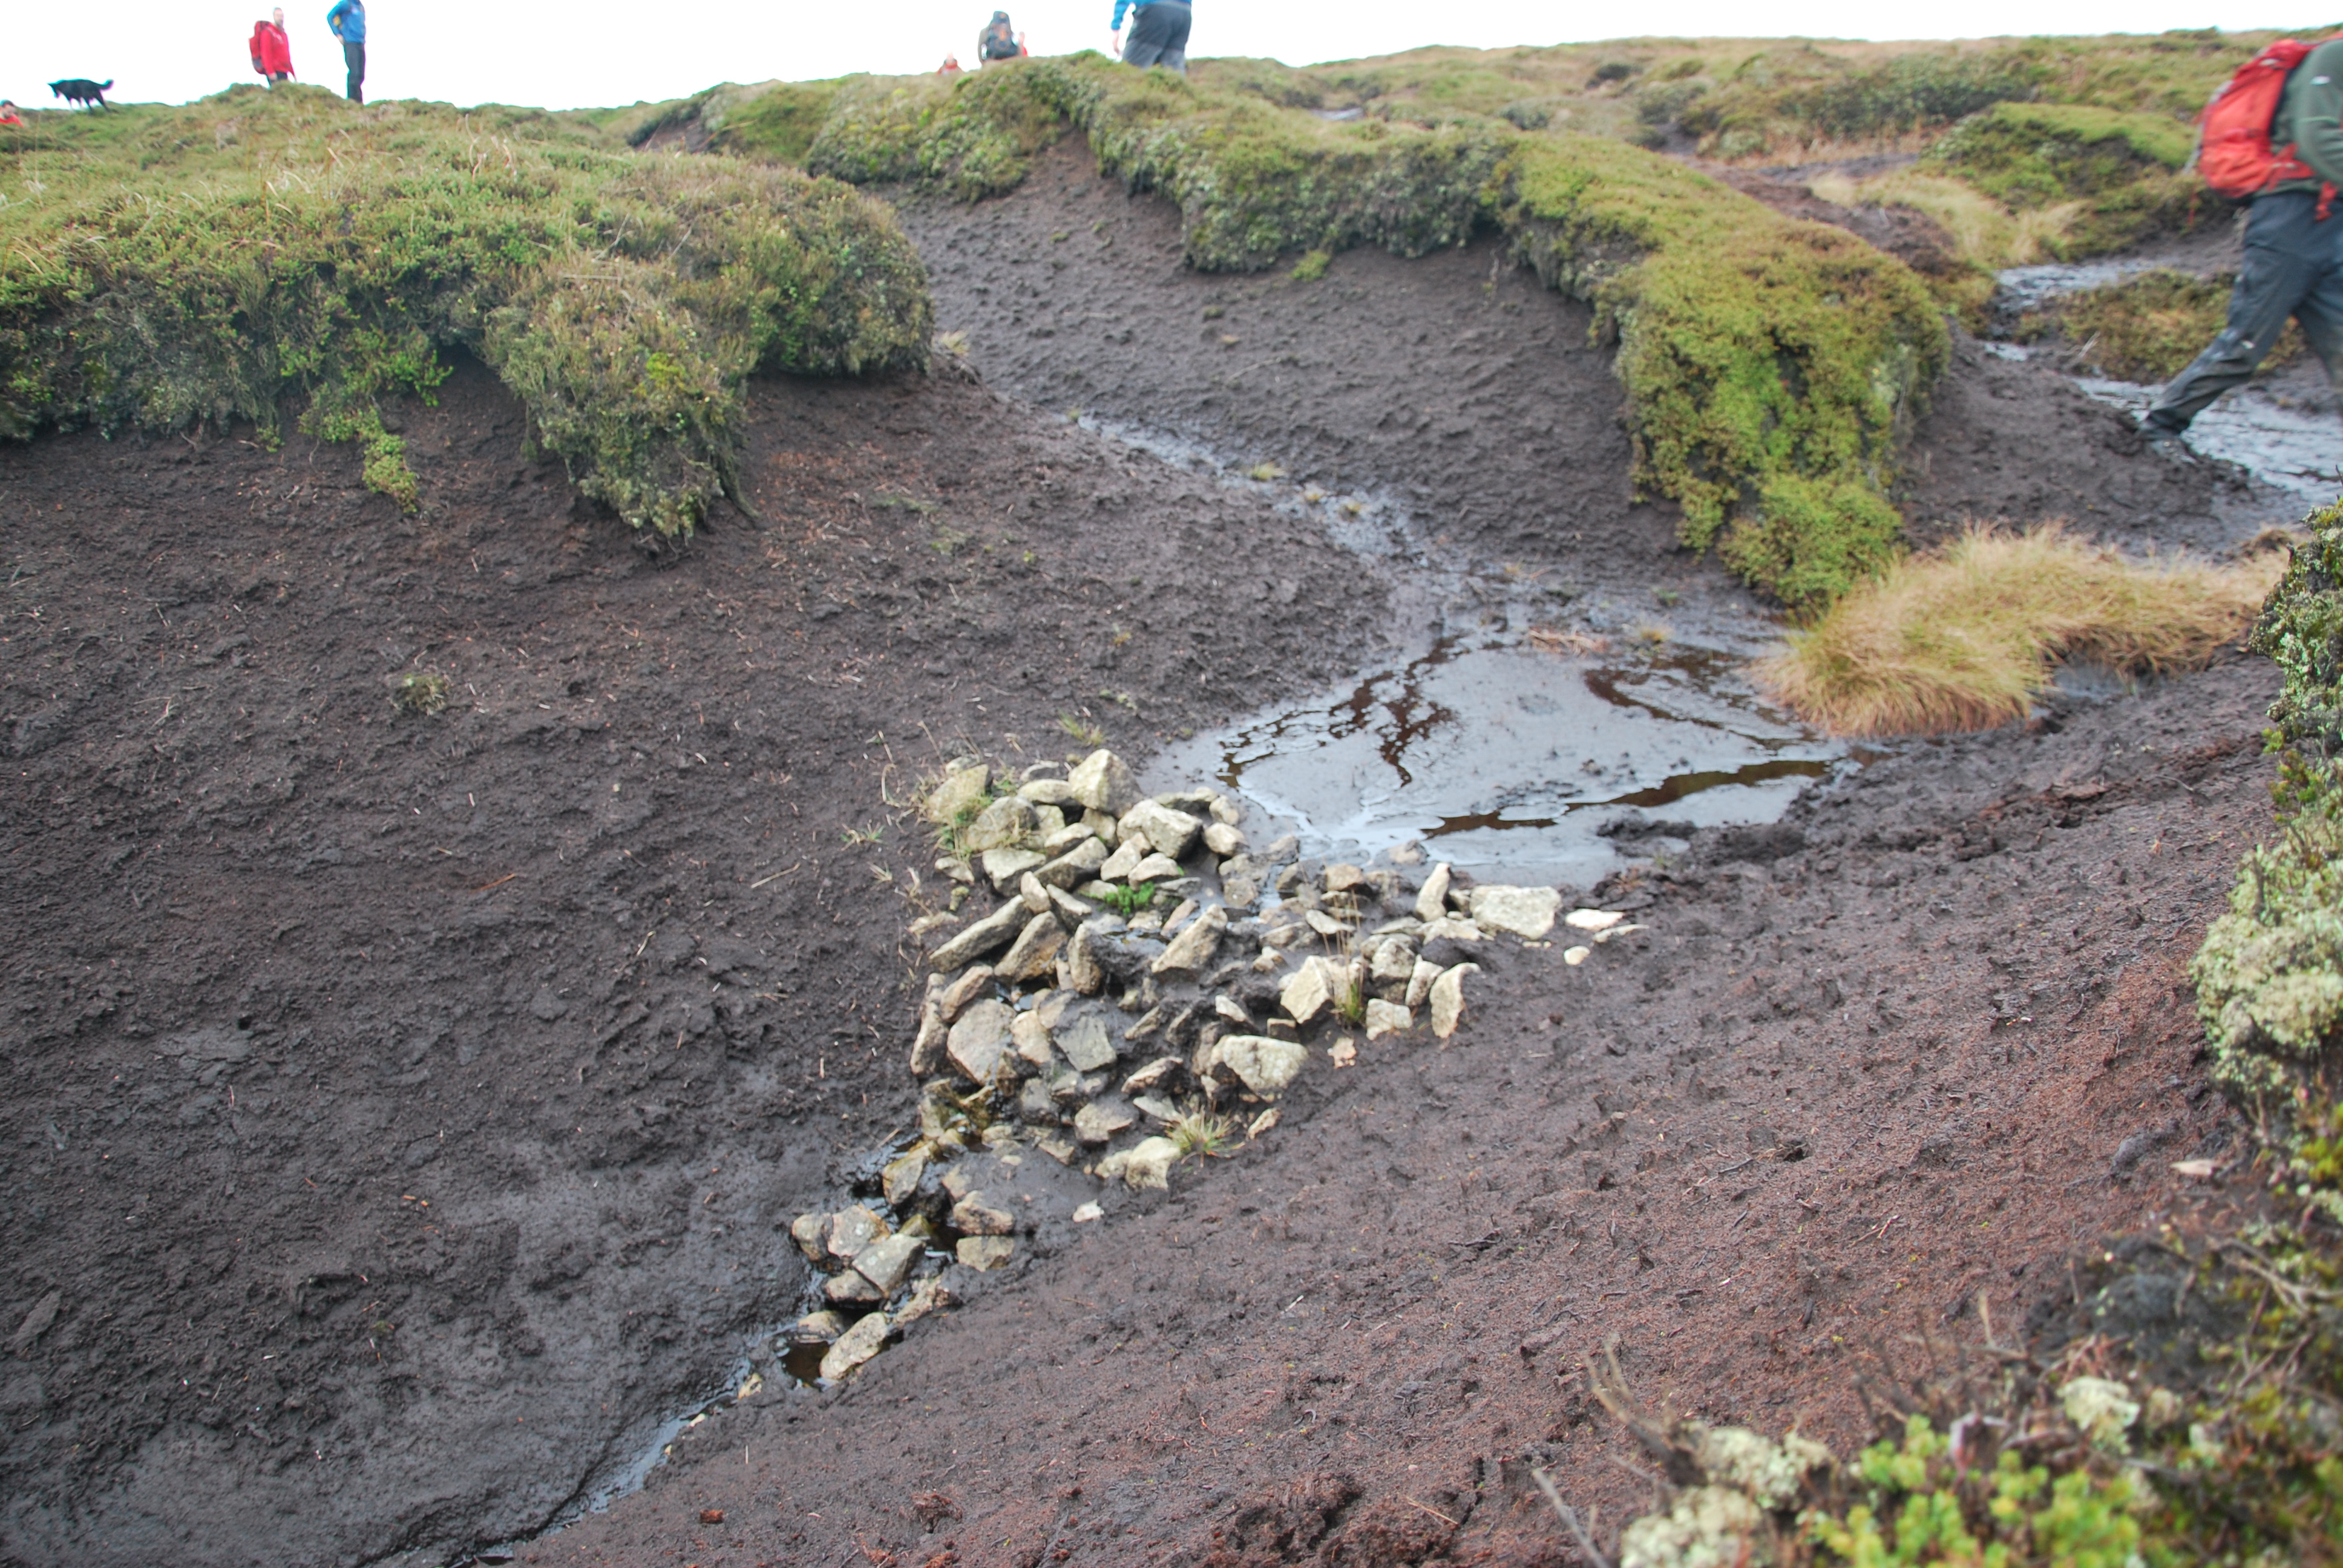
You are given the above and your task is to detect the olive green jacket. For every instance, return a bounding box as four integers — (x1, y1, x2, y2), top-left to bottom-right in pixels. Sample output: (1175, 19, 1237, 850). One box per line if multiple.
(2269, 36, 2343, 195)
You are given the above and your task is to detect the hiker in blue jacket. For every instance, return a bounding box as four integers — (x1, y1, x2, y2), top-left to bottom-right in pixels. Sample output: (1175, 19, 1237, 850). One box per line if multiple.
(326, 0, 366, 102)
(1113, 0, 1190, 73)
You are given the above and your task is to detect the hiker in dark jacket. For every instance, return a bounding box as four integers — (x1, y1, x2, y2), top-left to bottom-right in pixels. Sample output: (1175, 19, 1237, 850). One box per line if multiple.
(2145, 35, 2343, 451)
(1113, 0, 1190, 73)
(326, 0, 366, 102)
(250, 8, 295, 85)
(977, 11, 1025, 64)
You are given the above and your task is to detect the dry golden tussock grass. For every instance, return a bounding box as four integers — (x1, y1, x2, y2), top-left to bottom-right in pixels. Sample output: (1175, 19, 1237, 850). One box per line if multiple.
(1754, 524, 2280, 737)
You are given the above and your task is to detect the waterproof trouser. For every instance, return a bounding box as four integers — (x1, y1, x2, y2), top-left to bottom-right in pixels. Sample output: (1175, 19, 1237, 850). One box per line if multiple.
(1123, 2, 1191, 71)
(343, 40, 365, 103)
(2148, 189, 2343, 432)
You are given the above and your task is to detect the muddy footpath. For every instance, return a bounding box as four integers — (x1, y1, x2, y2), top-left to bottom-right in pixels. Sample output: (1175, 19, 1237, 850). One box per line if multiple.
(0, 142, 2315, 1567)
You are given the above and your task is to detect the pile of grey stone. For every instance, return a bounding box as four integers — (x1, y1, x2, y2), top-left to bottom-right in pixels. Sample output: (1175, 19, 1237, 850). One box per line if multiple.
(780, 746, 1627, 1382)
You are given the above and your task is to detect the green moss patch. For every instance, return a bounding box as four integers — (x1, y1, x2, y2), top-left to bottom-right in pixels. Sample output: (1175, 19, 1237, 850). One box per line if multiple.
(1499, 136, 1944, 605)
(0, 84, 931, 537)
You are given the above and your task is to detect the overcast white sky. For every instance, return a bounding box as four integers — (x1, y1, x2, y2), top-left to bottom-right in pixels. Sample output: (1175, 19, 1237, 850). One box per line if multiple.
(5, 4, 2319, 116)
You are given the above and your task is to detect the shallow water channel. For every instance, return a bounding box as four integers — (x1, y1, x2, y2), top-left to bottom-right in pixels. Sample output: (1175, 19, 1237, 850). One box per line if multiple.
(1152, 635, 1841, 886)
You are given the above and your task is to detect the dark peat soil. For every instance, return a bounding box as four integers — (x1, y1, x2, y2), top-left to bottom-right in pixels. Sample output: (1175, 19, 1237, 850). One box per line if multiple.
(0, 355, 1381, 1567)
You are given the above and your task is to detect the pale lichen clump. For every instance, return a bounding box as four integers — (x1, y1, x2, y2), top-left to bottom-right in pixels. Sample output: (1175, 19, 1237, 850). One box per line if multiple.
(2192, 507, 2343, 1160)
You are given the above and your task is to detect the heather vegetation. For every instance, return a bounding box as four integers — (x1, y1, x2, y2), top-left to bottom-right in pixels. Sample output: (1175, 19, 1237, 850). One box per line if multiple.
(0, 83, 931, 537)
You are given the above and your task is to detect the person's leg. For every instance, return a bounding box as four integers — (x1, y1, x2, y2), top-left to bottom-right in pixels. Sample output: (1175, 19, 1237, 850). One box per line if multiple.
(2288, 206, 2343, 397)
(1121, 10, 1157, 67)
(1155, 2, 1190, 72)
(1124, 4, 1171, 67)
(344, 40, 365, 103)
(2148, 193, 2319, 433)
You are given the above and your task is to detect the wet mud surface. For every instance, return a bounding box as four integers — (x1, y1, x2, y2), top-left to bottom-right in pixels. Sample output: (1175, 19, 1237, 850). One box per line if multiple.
(894, 142, 1696, 596)
(1898, 329, 2290, 555)
(0, 137, 2313, 1568)
(0, 357, 1381, 1566)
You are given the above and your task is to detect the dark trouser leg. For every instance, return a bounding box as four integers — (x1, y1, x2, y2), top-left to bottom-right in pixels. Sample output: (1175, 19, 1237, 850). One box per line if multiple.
(2291, 224, 2343, 396)
(1124, 3, 1191, 71)
(344, 41, 365, 103)
(1153, 3, 1190, 71)
(2148, 192, 2325, 432)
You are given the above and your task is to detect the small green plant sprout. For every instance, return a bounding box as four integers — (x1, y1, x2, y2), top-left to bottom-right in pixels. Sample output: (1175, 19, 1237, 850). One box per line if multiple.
(391, 671, 451, 716)
(1248, 461, 1286, 482)
(1332, 976, 1368, 1028)
(1098, 882, 1156, 917)
(842, 823, 885, 848)
(1168, 1109, 1238, 1160)
(1652, 586, 1682, 607)
(934, 329, 971, 356)
(1057, 713, 1107, 748)
(928, 526, 969, 556)
(1100, 688, 1138, 710)
(1289, 249, 1331, 282)
(870, 492, 940, 514)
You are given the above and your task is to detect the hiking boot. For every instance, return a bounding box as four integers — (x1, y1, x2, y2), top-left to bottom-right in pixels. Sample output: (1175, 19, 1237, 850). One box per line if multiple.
(2140, 421, 2196, 463)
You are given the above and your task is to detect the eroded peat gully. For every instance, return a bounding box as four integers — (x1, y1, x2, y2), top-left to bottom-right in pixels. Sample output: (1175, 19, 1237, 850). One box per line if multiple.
(1, 149, 2291, 1567)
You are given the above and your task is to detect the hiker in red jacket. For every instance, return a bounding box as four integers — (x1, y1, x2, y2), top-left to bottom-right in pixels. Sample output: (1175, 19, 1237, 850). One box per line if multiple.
(249, 8, 295, 85)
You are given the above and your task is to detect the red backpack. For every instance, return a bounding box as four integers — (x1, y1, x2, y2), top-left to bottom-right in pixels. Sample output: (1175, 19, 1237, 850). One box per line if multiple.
(2198, 38, 2340, 206)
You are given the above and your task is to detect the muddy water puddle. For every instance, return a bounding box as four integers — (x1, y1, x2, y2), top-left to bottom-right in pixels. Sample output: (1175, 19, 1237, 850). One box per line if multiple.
(1076, 414, 1843, 884)
(1153, 635, 1842, 886)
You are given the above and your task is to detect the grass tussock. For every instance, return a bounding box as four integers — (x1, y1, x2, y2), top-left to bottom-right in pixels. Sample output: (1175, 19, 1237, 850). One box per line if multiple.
(1755, 525, 2275, 736)
(0, 84, 930, 537)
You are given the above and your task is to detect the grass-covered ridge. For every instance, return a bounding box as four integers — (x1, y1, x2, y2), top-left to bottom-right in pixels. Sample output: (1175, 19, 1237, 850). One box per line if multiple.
(666, 53, 1947, 609)
(0, 84, 931, 535)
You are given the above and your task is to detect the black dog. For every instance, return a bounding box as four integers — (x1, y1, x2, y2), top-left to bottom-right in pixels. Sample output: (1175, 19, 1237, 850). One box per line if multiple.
(48, 79, 112, 109)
